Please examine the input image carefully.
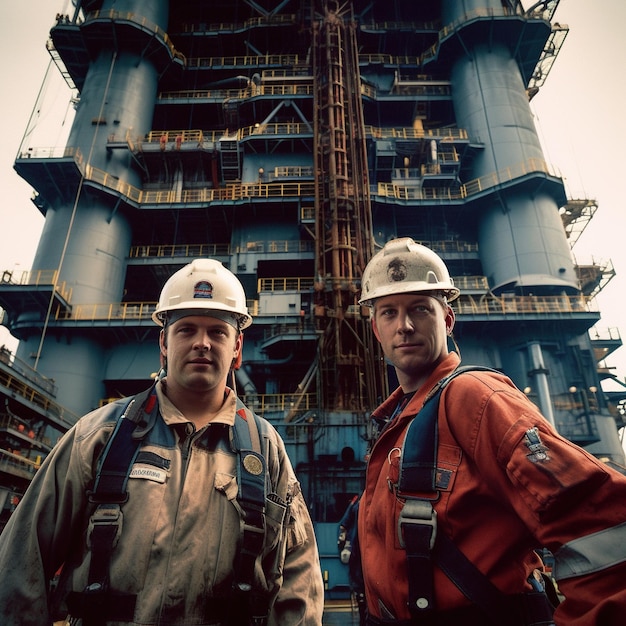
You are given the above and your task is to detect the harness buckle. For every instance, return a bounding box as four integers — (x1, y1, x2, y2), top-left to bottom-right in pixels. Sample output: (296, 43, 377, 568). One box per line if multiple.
(87, 503, 123, 549)
(240, 522, 266, 558)
(397, 498, 437, 550)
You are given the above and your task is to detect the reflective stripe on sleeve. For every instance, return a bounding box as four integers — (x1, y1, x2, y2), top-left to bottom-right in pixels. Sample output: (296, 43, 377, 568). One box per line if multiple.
(553, 521, 626, 581)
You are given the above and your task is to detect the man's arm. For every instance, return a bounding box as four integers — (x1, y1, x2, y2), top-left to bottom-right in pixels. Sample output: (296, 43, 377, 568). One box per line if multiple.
(269, 489, 324, 626)
(261, 422, 324, 626)
(0, 424, 87, 625)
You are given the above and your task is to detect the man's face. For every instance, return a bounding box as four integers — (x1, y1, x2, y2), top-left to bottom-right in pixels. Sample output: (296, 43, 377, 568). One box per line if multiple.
(160, 315, 241, 395)
(372, 293, 454, 392)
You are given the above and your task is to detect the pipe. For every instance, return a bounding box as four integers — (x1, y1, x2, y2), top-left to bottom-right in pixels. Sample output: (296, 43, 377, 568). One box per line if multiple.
(527, 341, 555, 426)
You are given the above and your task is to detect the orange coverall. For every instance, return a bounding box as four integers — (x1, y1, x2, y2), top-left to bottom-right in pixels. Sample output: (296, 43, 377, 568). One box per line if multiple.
(358, 352, 626, 625)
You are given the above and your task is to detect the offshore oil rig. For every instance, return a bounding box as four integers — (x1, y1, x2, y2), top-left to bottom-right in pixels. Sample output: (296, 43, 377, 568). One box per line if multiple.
(1, 0, 625, 596)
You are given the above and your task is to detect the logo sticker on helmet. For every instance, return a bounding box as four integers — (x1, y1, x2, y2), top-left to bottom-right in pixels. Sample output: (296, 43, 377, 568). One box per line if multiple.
(387, 258, 407, 283)
(193, 281, 214, 299)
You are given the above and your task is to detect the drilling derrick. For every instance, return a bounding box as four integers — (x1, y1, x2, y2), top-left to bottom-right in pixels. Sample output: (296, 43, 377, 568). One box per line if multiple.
(312, 1, 383, 413)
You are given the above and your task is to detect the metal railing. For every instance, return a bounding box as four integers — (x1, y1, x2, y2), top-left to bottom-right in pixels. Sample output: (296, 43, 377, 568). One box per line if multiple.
(377, 183, 462, 201)
(143, 129, 206, 144)
(452, 276, 490, 290)
(365, 125, 468, 140)
(116, 123, 464, 150)
(178, 13, 297, 34)
(240, 393, 317, 415)
(3, 260, 595, 322)
(185, 54, 302, 68)
(0, 269, 72, 303)
(377, 157, 561, 201)
(455, 294, 594, 316)
(108, 123, 315, 149)
(240, 123, 313, 139)
(17, 145, 560, 212)
(159, 83, 313, 101)
(0, 415, 52, 450)
(128, 240, 315, 258)
(85, 10, 185, 62)
(421, 6, 542, 65)
(590, 327, 622, 342)
(272, 166, 315, 179)
(0, 370, 76, 426)
(358, 20, 440, 33)
(258, 277, 315, 292)
(54, 302, 157, 322)
(17, 145, 84, 162)
(0, 347, 57, 396)
(237, 240, 315, 254)
(0, 449, 39, 479)
(129, 243, 230, 259)
(423, 240, 480, 253)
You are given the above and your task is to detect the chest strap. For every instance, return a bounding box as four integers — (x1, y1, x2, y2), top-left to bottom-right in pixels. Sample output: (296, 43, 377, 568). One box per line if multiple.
(395, 366, 551, 624)
(396, 378, 441, 620)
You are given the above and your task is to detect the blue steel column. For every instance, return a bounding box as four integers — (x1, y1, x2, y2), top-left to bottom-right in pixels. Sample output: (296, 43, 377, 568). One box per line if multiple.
(16, 1, 169, 414)
(528, 342, 555, 426)
(442, 1, 578, 295)
(440, 2, 626, 462)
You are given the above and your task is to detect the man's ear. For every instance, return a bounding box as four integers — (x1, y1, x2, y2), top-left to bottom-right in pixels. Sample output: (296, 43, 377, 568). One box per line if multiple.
(159, 328, 167, 354)
(445, 305, 456, 335)
(371, 316, 381, 342)
(233, 333, 243, 370)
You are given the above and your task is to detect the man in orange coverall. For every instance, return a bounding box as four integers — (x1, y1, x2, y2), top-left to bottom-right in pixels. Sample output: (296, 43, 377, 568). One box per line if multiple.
(357, 237, 626, 626)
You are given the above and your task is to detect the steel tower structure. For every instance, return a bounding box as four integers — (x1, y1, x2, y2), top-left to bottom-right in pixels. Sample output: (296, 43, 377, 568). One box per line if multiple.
(1, 0, 625, 594)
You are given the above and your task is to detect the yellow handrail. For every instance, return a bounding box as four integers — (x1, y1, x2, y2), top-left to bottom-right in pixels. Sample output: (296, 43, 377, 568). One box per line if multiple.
(258, 277, 315, 292)
(129, 243, 231, 258)
(0, 370, 76, 426)
(17, 146, 560, 209)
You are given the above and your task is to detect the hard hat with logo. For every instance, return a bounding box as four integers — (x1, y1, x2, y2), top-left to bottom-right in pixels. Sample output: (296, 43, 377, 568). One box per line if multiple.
(359, 237, 460, 305)
(152, 259, 252, 329)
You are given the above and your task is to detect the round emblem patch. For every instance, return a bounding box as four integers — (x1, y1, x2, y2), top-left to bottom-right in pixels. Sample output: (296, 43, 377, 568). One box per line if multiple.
(243, 453, 263, 475)
(387, 258, 407, 282)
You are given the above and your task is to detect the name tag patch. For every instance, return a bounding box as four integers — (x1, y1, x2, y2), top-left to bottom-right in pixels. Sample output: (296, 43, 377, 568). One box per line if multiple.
(129, 463, 168, 483)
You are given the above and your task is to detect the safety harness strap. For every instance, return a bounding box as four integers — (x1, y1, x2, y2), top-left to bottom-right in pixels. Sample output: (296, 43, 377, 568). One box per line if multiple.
(88, 386, 156, 504)
(68, 386, 157, 625)
(398, 499, 437, 615)
(70, 388, 271, 626)
(398, 391, 438, 493)
(435, 532, 509, 622)
(395, 373, 441, 616)
(397, 366, 545, 623)
(365, 591, 555, 626)
(229, 400, 270, 624)
(397, 367, 489, 617)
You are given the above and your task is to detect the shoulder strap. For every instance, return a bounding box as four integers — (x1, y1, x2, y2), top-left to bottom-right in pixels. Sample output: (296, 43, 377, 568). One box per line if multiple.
(230, 400, 270, 622)
(397, 366, 514, 622)
(88, 385, 157, 504)
(398, 365, 498, 495)
(397, 389, 440, 495)
(397, 365, 554, 624)
(232, 400, 267, 519)
(69, 385, 158, 625)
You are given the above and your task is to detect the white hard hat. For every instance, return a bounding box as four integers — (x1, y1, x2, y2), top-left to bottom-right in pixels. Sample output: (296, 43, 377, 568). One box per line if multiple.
(359, 238, 460, 306)
(152, 259, 252, 329)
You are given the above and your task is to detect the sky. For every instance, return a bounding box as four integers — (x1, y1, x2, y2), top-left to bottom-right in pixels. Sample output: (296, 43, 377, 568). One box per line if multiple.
(0, 0, 625, 389)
